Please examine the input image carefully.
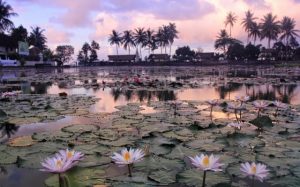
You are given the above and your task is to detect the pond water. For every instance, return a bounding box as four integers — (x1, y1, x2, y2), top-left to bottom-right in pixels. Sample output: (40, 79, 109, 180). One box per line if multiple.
(0, 66, 300, 187)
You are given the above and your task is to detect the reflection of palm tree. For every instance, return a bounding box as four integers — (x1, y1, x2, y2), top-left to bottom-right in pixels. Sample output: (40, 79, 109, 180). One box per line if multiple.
(0, 122, 19, 139)
(137, 90, 148, 102)
(156, 91, 176, 101)
(216, 83, 243, 99)
(275, 84, 297, 104)
(110, 88, 122, 102)
(124, 90, 134, 101)
(31, 82, 52, 94)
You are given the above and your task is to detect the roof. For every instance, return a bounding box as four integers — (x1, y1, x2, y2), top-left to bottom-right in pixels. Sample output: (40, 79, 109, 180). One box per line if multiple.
(108, 55, 136, 61)
(148, 54, 170, 60)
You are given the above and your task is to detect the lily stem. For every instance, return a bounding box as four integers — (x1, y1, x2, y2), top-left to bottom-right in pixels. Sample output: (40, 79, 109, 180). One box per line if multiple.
(128, 164, 132, 177)
(251, 175, 255, 187)
(202, 170, 207, 187)
(58, 173, 63, 187)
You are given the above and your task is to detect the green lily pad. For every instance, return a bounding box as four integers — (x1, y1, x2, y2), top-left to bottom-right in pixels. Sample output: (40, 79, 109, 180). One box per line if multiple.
(148, 170, 176, 185)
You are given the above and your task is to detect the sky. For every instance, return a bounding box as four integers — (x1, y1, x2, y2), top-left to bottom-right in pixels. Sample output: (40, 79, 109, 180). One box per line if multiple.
(8, 0, 300, 60)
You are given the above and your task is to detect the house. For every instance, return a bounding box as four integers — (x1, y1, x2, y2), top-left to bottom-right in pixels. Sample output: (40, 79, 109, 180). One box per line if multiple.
(258, 49, 276, 61)
(196, 52, 215, 61)
(148, 54, 170, 62)
(0, 34, 17, 59)
(108, 55, 136, 62)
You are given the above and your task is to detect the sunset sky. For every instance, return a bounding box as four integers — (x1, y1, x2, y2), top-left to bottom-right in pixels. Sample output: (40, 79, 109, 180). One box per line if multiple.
(9, 0, 300, 59)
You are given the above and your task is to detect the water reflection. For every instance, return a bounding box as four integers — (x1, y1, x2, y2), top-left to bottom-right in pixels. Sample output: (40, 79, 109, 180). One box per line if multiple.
(0, 122, 19, 141)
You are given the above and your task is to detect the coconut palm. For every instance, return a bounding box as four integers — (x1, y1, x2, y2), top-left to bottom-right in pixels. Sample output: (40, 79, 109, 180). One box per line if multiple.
(241, 10, 256, 43)
(122, 30, 135, 55)
(167, 23, 179, 55)
(156, 27, 165, 53)
(144, 29, 155, 55)
(28, 26, 47, 50)
(0, 0, 17, 33)
(280, 17, 299, 47)
(260, 13, 281, 49)
(133, 27, 147, 59)
(225, 12, 237, 37)
(108, 30, 122, 55)
(215, 29, 241, 56)
(249, 22, 261, 45)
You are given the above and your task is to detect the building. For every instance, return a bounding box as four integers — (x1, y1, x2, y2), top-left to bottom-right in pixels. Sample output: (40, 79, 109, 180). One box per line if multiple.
(196, 52, 215, 61)
(0, 34, 17, 59)
(148, 54, 170, 62)
(108, 55, 137, 63)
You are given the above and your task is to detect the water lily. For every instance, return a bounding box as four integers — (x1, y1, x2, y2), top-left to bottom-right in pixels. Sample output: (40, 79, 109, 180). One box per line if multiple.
(0, 91, 21, 98)
(253, 100, 269, 117)
(228, 102, 245, 121)
(228, 122, 244, 132)
(189, 154, 223, 187)
(273, 101, 288, 116)
(206, 99, 219, 117)
(41, 149, 84, 187)
(235, 95, 250, 103)
(240, 162, 269, 186)
(112, 148, 145, 177)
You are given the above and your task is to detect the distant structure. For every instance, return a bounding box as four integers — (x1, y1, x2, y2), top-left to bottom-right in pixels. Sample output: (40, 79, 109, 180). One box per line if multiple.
(0, 34, 17, 59)
(196, 52, 215, 61)
(148, 54, 170, 62)
(108, 55, 137, 63)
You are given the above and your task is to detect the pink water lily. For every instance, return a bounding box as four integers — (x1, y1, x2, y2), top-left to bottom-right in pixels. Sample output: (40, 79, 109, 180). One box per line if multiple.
(206, 99, 219, 106)
(235, 95, 250, 103)
(253, 100, 269, 117)
(189, 154, 223, 172)
(41, 149, 84, 174)
(240, 162, 269, 182)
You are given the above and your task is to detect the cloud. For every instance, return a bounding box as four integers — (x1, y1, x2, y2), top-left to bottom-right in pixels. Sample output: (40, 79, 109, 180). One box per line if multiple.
(45, 27, 73, 46)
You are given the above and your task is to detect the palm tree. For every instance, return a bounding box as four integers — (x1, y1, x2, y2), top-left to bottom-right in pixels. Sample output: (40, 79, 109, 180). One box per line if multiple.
(122, 30, 135, 54)
(249, 22, 261, 45)
(133, 27, 147, 59)
(157, 25, 170, 54)
(144, 29, 155, 55)
(156, 27, 165, 53)
(225, 12, 237, 37)
(28, 26, 47, 50)
(260, 13, 281, 49)
(108, 30, 122, 55)
(241, 10, 256, 43)
(215, 29, 241, 56)
(280, 17, 299, 47)
(0, 0, 17, 33)
(167, 23, 179, 56)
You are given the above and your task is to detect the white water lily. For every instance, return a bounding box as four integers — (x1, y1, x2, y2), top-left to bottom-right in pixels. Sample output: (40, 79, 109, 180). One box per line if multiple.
(112, 148, 145, 165)
(58, 149, 84, 162)
(206, 99, 219, 106)
(228, 122, 244, 130)
(240, 162, 269, 182)
(273, 101, 288, 109)
(235, 95, 250, 102)
(189, 154, 223, 172)
(253, 100, 269, 110)
(41, 155, 75, 174)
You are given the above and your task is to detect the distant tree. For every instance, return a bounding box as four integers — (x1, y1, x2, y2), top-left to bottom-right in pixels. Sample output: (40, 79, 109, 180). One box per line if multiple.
(144, 29, 156, 55)
(214, 29, 242, 56)
(249, 22, 261, 45)
(241, 10, 256, 43)
(10, 25, 27, 43)
(90, 40, 100, 62)
(225, 12, 237, 37)
(55, 45, 74, 66)
(122, 30, 135, 54)
(134, 27, 147, 58)
(227, 43, 245, 60)
(280, 17, 299, 47)
(244, 43, 261, 60)
(28, 26, 47, 50)
(260, 13, 281, 49)
(293, 47, 300, 60)
(108, 30, 122, 55)
(77, 51, 85, 65)
(173, 46, 195, 61)
(43, 48, 54, 61)
(167, 23, 179, 55)
(81, 42, 91, 63)
(290, 36, 299, 50)
(0, 0, 17, 33)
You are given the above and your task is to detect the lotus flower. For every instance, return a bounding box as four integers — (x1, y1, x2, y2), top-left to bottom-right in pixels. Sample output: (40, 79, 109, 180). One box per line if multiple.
(189, 154, 223, 187)
(41, 155, 76, 174)
(253, 100, 269, 117)
(240, 162, 269, 185)
(228, 102, 245, 121)
(112, 148, 145, 177)
(58, 149, 84, 162)
(228, 122, 244, 132)
(273, 101, 288, 116)
(235, 95, 250, 103)
(189, 154, 223, 172)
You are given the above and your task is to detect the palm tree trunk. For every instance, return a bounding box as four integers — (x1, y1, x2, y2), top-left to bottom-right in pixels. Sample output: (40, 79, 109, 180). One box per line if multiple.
(169, 45, 172, 56)
(268, 38, 271, 49)
(129, 46, 131, 55)
(116, 45, 118, 55)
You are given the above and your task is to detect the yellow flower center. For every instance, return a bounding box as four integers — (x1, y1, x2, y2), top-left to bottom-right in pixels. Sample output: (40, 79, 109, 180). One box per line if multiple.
(67, 151, 74, 159)
(56, 160, 62, 169)
(124, 151, 131, 161)
(251, 165, 257, 174)
(202, 156, 210, 167)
